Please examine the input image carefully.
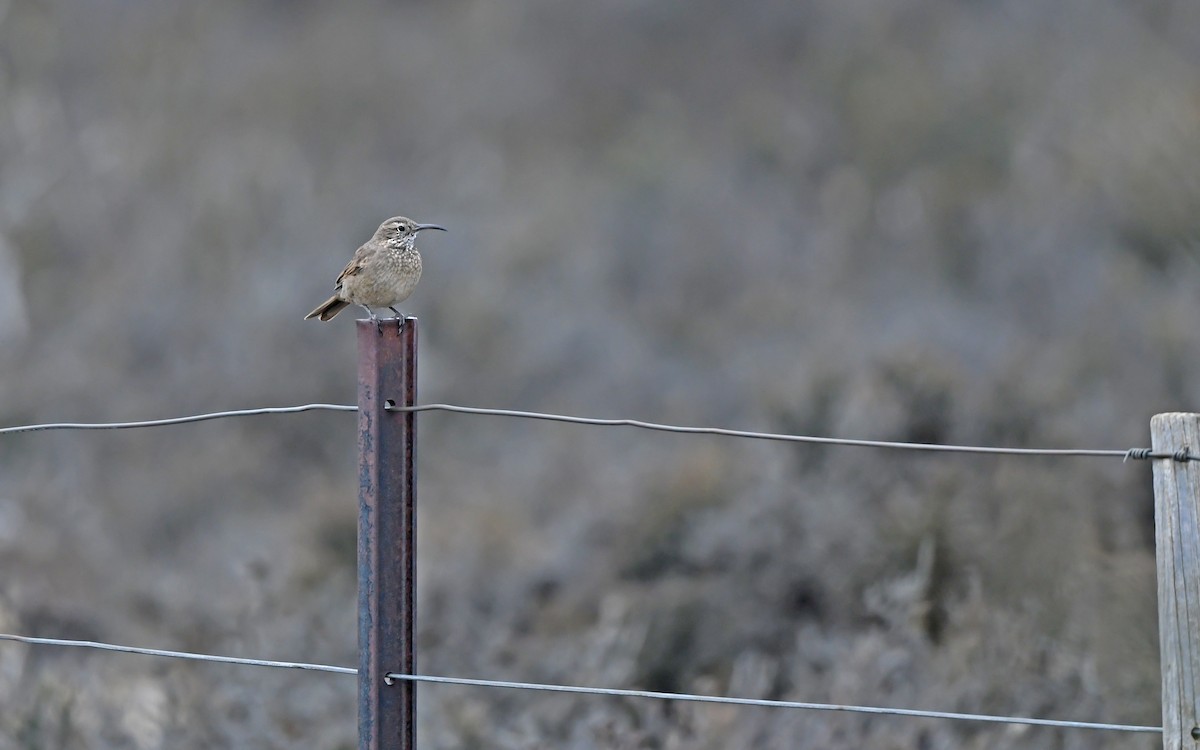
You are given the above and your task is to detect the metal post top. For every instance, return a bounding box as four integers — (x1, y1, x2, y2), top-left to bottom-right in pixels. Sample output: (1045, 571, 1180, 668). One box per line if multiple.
(355, 316, 419, 330)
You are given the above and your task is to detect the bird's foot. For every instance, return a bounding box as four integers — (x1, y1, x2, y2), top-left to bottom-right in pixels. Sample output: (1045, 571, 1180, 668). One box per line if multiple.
(361, 307, 382, 334)
(389, 307, 405, 333)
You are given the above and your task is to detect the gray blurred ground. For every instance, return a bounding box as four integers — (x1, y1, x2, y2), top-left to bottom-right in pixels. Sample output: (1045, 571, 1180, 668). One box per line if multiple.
(1, 1, 1197, 747)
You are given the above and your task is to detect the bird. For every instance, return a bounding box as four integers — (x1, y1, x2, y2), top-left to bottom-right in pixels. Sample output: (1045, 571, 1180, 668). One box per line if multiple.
(305, 216, 446, 330)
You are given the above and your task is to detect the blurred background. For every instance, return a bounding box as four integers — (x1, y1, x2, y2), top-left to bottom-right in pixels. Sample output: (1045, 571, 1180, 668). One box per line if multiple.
(1, 0, 1198, 747)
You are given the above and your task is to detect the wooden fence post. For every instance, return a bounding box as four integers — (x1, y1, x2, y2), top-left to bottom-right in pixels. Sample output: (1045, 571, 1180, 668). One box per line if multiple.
(357, 318, 418, 750)
(1151, 413, 1200, 748)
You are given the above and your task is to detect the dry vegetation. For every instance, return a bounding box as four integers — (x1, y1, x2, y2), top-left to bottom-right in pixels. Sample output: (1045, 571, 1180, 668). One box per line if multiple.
(2, 1, 1199, 748)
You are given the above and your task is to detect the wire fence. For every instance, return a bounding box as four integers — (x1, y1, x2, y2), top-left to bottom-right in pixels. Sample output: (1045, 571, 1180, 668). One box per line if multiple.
(0, 633, 1162, 734)
(0, 402, 1181, 461)
(0, 400, 1172, 739)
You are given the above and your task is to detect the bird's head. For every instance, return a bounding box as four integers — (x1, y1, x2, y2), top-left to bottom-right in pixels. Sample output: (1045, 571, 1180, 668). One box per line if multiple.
(376, 216, 448, 247)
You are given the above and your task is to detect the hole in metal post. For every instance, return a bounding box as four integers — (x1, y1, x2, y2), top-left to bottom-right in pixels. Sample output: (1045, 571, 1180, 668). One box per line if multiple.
(383, 674, 395, 686)
(1191, 726, 1200, 740)
(384, 400, 397, 411)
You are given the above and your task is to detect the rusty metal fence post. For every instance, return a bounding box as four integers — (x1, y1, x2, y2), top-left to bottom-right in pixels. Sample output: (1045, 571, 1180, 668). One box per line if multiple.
(357, 318, 418, 750)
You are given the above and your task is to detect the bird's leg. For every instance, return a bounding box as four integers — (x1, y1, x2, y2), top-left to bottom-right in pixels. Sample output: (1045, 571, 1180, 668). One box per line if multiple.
(389, 307, 404, 332)
(359, 305, 382, 334)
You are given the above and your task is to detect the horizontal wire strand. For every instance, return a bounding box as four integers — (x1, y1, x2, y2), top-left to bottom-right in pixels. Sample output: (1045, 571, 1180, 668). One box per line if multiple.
(0, 402, 1177, 460)
(394, 404, 1156, 459)
(0, 633, 355, 674)
(0, 404, 357, 435)
(0, 633, 1159, 734)
(385, 672, 1161, 734)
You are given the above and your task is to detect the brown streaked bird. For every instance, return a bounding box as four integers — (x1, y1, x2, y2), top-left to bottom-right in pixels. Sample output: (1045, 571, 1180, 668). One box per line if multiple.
(305, 216, 446, 329)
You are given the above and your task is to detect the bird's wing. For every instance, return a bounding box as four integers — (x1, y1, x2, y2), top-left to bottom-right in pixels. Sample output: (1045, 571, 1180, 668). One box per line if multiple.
(333, 245, 372, 289)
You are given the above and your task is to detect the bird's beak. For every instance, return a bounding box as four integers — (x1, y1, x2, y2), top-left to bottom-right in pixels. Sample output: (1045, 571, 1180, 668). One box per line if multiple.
(414, 223, 447, 233)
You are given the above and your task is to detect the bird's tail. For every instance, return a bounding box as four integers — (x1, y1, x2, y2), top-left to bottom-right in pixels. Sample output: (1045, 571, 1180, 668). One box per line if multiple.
(304, 296, 350, 321)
